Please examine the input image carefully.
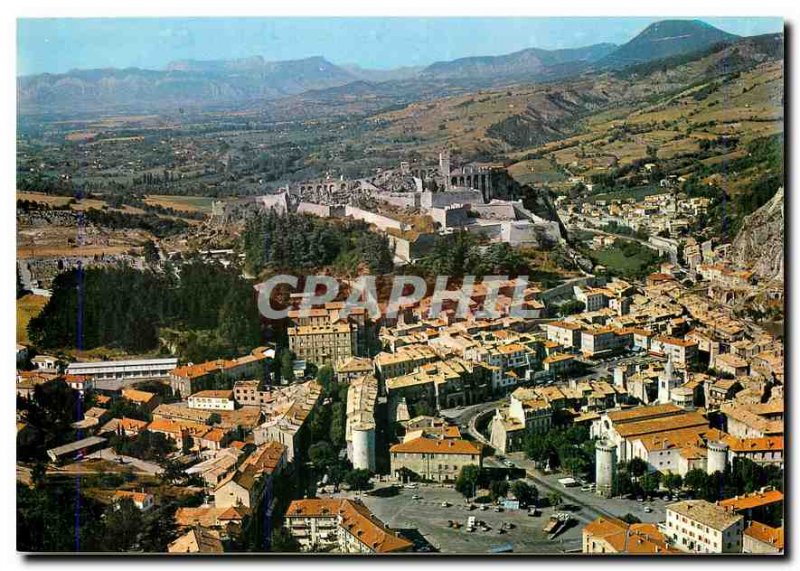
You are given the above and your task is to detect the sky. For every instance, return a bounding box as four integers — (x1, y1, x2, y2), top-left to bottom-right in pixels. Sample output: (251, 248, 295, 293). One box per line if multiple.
(17, 17, 784, 76)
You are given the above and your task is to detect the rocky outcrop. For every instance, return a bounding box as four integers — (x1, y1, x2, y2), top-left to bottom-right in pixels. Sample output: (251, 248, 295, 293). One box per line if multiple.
(729, 186, 784, 282)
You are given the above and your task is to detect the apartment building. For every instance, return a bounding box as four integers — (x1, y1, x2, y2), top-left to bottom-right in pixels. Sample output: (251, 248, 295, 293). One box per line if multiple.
(389, 437, 482, 482)
(665, 500, 744, 554)
(188, 390, 236, 411)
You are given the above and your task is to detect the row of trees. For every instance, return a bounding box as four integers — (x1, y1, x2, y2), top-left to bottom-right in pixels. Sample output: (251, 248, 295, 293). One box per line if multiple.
(28, 262, 262, 355)
(411, 231, 531, 278)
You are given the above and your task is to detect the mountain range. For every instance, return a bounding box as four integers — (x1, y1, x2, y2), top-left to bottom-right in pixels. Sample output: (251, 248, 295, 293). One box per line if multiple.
(17, 20, 747, 114)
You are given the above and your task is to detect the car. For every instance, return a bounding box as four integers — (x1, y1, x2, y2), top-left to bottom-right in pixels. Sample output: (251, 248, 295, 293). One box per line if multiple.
(494, 506, 504, 512)
(528, 508, 541, 517)
(412, 494, 422, 500)
(468, 504, 477, 511)
(441, 501, 450, 508)
(480, 505, 488, 511)
(404, 483, 417, 489)
(580, 485, 593, 492)
(644, 506, 653, 513)
(636, 496, 644, 502)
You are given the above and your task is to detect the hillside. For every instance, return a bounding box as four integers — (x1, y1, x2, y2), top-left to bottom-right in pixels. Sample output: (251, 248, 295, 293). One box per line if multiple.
(729, 186, 784, 282)
(599, 20, 739, 68)
(17, 56, 360, 113)
(421, 43, 617, 80)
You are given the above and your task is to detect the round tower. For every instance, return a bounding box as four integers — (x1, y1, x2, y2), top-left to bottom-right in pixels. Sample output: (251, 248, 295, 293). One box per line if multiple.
(595, 440, 617, 498)
(706, 440, 728, 475)
(351, 422, 376, 472)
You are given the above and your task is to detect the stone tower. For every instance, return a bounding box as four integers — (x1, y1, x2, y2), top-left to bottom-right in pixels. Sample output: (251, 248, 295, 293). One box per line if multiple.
(706, 440, 728, 475)
(595, 440, 617, 498)
(438, 149, 451, 189)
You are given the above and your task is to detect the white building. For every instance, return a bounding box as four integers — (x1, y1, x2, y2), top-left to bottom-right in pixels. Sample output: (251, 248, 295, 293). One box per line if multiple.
(665, 500, 744, 554)
(188, 390, 236, 411)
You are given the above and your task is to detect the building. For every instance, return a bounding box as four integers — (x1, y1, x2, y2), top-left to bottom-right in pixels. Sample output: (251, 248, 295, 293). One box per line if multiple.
(542, 353, 577, 376)
(188, 390, 236, 411)
(66, 357, 178, 382)
(591, 403, 709, 464)
(168, 528, 224, 554)
(169, 347, 272, 398)
(253, 381, 322, 462)
(289, 323, 357, 366)
(489, 387, 553, 454)
(121, 388, 161, 412)
(283, 498, 412, 553)
(345, 375, 379, 472)
(545, 321, 583, 349)
(665, 500, 744, 553)
(582, 516, 677, 554)
(113, 490, 155, 511)
(214, 441, 287, 509)
(389, 436, 482, 482)
(335, 356, 374, 384)
(742, 522, 783, 554)
(721, 435, 783, 468)
(650, 336, 699, 369)
(47, 436, 107, 463)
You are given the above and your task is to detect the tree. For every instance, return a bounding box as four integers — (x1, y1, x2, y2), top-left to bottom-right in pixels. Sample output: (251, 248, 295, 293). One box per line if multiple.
(308, 441, 336, 469)
(621, 513, 642, 524)
(510, 480, 538, 507)
(663, 473, 683, 494)
(627, 458, 648, 478)
(684, 469, 708, 493)
(271, 527, 300, 553)
(102, 498, 143, 551)
(142, 240, 159, 264)
(489, 479, 510, 501)
(547, 491, 562, 508)
(344, 469, 372, 491)
(557, 299, 585, 317)
(330, 402, 346, 447)
(455, 465, 481, 499)
(280, 350, 295, 382)
(316, 365, 335, 396)
(207, 413, 222, 426)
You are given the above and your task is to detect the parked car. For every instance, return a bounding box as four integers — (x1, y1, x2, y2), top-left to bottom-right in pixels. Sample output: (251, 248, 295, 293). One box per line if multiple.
(412, 494, 422, 500)
(644, 506, 653, 513)
(441, 501, 450, 508)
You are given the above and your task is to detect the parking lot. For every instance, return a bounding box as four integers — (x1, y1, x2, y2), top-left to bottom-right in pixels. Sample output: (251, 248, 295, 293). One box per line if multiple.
(352, 483, 583, 554)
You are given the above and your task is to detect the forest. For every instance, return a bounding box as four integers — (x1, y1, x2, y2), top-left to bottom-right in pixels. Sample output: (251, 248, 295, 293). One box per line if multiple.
(28, 261, 262, 357)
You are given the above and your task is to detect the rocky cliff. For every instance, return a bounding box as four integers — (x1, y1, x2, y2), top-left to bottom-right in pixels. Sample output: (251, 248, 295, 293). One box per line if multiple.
(729, 186, 784, 282)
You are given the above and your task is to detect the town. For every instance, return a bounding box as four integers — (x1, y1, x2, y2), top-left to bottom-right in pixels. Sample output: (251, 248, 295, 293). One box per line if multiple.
(16, 16, 784, 556)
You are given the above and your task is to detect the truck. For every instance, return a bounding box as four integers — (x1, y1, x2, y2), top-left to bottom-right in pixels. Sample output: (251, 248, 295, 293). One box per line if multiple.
(543, 512, 572, 536)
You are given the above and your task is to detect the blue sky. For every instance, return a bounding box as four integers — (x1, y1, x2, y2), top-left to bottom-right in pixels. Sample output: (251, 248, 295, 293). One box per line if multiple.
(17, 17, 783, 76)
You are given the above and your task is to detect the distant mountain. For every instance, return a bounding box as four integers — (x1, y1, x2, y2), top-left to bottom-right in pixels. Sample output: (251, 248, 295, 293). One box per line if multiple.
(599, 20, 739, 68)
(421, 43, 617, 80)
(17, 56, 360, 113)
(341, 64, 424, 82)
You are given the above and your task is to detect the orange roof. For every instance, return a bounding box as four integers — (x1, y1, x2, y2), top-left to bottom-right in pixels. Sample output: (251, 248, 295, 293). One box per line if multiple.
(722, 435, 783, 453)
(243, 441, 286, 475)
(285, 499, 412, 553)
(656, 335, 698, 348)
(543, 353, 576, 364)
(744, 522, 783, 550)
(147, 418, 184, 435)
(389, 436, 481, 456)
(547, 321, 583, 330)
(583, 516, 678, 554)
(718, 489, 784, 512)
(121, 389, 157, 404)
(114, 490, 151, 504)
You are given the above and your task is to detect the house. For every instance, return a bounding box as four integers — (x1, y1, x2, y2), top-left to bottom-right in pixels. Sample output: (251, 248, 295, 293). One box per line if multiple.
(389, 437, 482, 482)
(168, 528, 224, 554)
(335, 356, 374, 384)
(169, 347, 272, 398)
(47, 436, 107, 463)
(188, 390, 235, 411)
(121, 388, 161, 412)
(114, 490, 155, 511)
(545, 321, 583, 349)
(665, 500, 744, 553)
(99, 416, 149, 437)
(31, 354, 58, 373)
(283, 498, 412, 553)
(542, 353, 576, 376)
(712, 353, 749, 378)
(743, 522, 783, 554)
(650, 336, 698, 369)
(582, 516, 678, 554)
